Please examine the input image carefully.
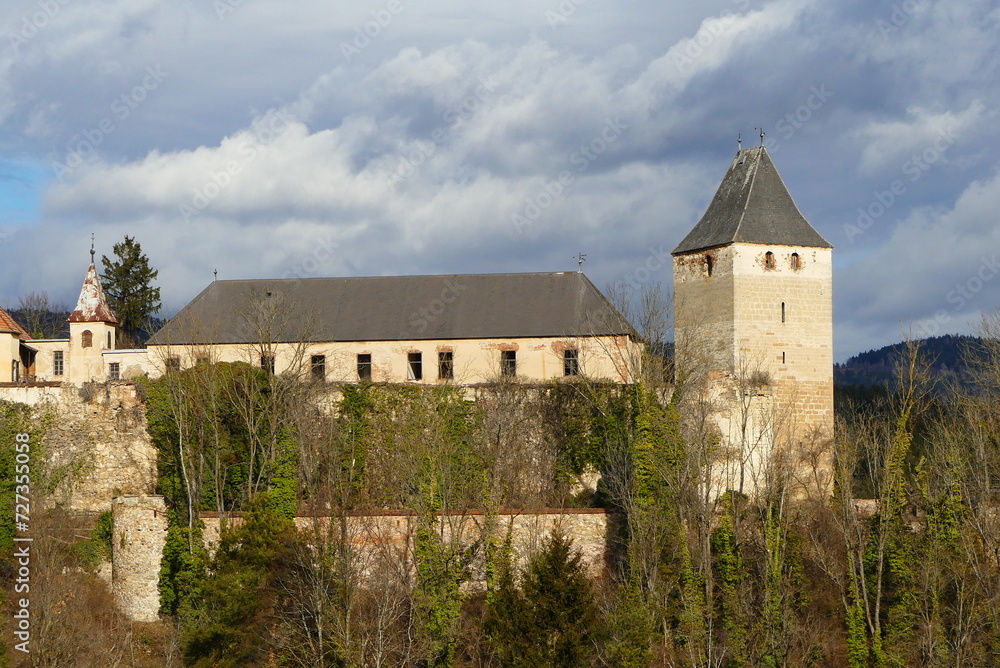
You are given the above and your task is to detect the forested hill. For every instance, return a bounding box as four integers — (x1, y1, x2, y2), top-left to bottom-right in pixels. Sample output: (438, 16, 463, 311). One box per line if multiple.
(835, 334, 985, 388)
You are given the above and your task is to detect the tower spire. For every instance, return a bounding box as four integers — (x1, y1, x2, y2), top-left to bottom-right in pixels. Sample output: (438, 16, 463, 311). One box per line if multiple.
(90, 233, 95, 263)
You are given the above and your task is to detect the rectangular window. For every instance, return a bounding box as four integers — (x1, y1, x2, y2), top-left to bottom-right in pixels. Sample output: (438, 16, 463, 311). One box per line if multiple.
(165, 357, 181, 373)
(407, 352, 423, 380)
(311, 354, 326, 381)
(563, 349, 579, 376)
(500, 350, 516, 377)
(109, 362, 120, 380)
(195, 356, 209, 366)
(11, 361, 19, 383)
(357, 354, 372, 381)
(53, 351, 64, 376)
(260, 353, 275, 375)
(438, 351, 454, 380)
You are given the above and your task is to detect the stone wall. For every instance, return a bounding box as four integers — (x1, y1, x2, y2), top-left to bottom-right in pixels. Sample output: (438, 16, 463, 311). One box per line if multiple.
(112, 495, 168, 623)
(0, 382, 159, 514)
(203, 508, 615, 589)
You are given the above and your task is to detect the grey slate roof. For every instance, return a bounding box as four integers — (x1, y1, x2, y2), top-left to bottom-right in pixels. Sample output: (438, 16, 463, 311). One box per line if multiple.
(672, 146, 832, 254)
(148, 272, 633, 345)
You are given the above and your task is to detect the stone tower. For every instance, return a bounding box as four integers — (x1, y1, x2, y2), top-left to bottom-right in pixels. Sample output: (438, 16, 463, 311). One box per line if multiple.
(67, 248, 118, 383)
(672, 146, 833, 496)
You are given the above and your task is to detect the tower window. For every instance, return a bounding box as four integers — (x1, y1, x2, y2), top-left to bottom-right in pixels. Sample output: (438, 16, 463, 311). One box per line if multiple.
(357, 353, 372, 381)
(53, 351, 64, 376)
(782, 352, 786, 364)
(438, 351, 454, 379)
(407, 352, 422, 380)
(500, 350, 517, 377)
(791, 252, 802, 270)
(564, 349, 580, 376)
(704, 254, 713, 276)
(764, 251, 776, 270)
(781, 302, 786, 323)
(81, 330, 93, 348)
(107, 331, 112, 349)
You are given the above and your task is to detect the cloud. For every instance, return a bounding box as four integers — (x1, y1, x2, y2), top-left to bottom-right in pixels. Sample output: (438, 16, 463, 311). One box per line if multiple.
(853, 100, 987, 175)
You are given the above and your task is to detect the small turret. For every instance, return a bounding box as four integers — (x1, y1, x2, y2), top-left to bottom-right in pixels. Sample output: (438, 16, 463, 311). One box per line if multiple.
(67, 243, 118, 382)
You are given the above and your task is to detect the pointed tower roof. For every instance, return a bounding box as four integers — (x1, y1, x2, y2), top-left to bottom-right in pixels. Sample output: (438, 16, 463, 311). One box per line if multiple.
(672, 146, 832, 254)
(0, 306, 30, 340)
(68, 261, 118, 324)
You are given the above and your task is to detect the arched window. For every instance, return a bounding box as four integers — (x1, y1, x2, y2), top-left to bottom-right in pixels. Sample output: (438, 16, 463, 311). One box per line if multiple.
(781, 302, 786, 323)
(791, 252, 802, 270)
(705, 254, 714, 276)
(764, 251, 776, 269)
(107, 331, 112, 349)
(81, 330, 93, 348)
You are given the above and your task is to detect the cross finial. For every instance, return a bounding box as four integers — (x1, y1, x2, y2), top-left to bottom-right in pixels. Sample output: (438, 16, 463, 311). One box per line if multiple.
(575, 252, 588, 273)
(90, 233, 95, 262)
(738, 132, 742, 151)
(757, 127, 765, 146)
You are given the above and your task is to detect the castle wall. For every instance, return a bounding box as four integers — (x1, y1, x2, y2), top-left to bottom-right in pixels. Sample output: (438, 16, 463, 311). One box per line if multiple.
(202, 508, 612, 589)
(0, 383, 160, 513)
(147, 334, 640, 385)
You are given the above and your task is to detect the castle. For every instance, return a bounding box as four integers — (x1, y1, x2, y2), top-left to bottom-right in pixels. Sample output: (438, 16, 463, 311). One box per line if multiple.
(2, 144, 834, 488)
(0, 145, 833, 620)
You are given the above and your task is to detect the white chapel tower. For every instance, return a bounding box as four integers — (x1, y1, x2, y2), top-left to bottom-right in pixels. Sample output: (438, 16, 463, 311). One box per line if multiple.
(672, 146, 833, 496)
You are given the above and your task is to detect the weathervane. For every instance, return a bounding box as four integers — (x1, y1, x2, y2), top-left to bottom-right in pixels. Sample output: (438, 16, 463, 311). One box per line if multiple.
(738, 132, 742, 151)
(575, 252, 588, 273)
(90, 233, 95, 262)
(214, 268, 218, 282)
(755, 127, 765, 146)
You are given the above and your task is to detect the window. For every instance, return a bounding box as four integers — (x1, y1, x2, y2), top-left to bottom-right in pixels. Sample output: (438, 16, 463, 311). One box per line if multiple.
(107, 331, 112, 349)
(357, 353, 372, 381)
(438, 351, 454, 380)
(11, 361, 19, 382)
(165, 357, 181, 372)
(53, 351, 64, 376)
(564, 349, 580, 376)
(782, 351, 786, 364)
(81, 330, 93, 348)
(109, 362, 120, 380)
(407, 352, 423, 380)
(790, 252, 802, 270)
(260, 353, 275, 375)
(195, 356, 209, 366)
(781, 302, 786, 323)
(311, 355, 326, 381)
(500, 350, 516, 377)
(764, 251, 775, 269)
(705, 254, 714, 276)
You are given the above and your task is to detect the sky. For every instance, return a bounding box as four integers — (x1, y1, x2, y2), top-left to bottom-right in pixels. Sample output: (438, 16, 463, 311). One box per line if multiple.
(0, 0, 998, 362)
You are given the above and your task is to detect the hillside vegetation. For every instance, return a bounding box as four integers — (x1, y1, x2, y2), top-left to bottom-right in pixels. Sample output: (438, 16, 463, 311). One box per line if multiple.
(0, 327, 999, 665)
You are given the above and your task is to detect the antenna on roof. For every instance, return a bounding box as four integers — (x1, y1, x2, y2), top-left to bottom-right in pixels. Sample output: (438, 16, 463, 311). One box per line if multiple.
(575, 252, 588, 273)
(90, 233, 95, 263)
(737, 132, 742, 152)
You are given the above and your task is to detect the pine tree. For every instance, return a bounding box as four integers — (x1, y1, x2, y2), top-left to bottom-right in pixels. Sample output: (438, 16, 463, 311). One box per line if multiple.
(485, 531, 600, 667)
(100, 235, 161, 346)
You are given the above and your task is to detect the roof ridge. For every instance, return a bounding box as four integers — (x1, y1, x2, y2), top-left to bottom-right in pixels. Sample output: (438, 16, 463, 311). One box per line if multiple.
(731, 148, 759, 243)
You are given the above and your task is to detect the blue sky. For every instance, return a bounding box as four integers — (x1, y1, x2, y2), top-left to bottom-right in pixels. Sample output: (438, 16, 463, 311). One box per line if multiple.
(1, 0, 999, 361)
